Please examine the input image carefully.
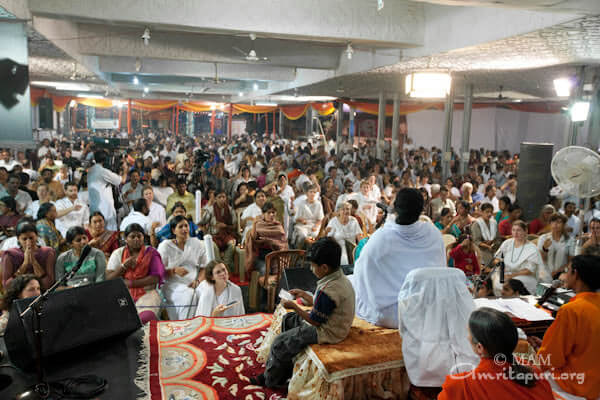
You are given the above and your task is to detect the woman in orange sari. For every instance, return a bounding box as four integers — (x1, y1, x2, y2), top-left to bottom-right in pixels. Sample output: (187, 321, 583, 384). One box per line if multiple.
(439, 308, 553, 400)
(245, 202, 288, 275)
(86, 211, 120, 259)
(106, 223, 165, 323)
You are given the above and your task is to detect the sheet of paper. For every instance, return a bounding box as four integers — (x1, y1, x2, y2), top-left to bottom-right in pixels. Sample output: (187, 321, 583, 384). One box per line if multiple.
(279, 288, 294, 301)
(474, 298, 554, 321)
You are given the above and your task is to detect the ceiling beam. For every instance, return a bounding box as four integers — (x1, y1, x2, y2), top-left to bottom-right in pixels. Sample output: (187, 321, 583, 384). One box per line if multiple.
(28, 0, 424, 46)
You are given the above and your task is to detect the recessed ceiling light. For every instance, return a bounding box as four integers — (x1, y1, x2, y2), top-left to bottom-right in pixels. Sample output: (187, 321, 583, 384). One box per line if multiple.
(143, 86, 149, 93)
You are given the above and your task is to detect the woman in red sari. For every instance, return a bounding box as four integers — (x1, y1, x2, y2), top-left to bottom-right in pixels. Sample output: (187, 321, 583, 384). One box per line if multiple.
(245, 202, 288, 275)
(106, 223, 165, 323)
(439, 308, 554, 400)
(86, 211, 120, 259)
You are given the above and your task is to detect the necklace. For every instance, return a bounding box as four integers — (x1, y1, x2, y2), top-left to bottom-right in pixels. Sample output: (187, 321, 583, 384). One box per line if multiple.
(511, 241, 525, 263)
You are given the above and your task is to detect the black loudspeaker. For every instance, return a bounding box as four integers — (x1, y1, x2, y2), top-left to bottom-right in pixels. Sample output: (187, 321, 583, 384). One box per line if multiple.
(279, 268, 319, 294)
(516, 142, 554, 221)
(38, 97, 53, 129)
(5, 279, 141, 371)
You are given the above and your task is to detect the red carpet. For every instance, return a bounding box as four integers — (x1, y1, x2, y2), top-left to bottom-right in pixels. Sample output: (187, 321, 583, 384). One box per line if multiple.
(142, 313, 284, 400)
(229, 274, 249, 287)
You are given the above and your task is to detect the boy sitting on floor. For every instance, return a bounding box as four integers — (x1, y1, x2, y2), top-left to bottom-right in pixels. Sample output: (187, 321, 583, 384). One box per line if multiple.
(251, 237, 356, 388)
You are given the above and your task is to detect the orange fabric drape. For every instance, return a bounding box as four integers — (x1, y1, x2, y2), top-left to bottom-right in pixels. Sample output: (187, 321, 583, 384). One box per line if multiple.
(30, 88, 47, 106)
(233, 104, 277, 114)
(132, 100, 178, 111)
(76, 98, 114, 108)
(313, 102, 336, 116)
(280, 104, 309, 120)
(52, 96, 72, 112)
(178, 102, 214, 113)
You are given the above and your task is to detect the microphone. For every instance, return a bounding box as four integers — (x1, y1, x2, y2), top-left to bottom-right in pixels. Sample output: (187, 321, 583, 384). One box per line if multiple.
(376, 202, 390, 212)
(71, 245, 92, 275)
(499, 260, 505, 283)
(537, 279, 563, 307)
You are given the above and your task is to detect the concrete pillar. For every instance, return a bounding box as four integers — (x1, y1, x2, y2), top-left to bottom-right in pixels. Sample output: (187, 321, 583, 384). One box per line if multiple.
(349, 107, 355, 146)
(460, 83, 474, 176)
(336, 103, 344, 155)
(376, 92, 385, 160)
(566, 66, 585, 147)
(279, 109, 284, 139)
(442, 81, 455, 180)
(227, 103, 233, 140)
(391, 93, 400, 165)
(62, 109, 71, 137)
(305, 106, 312, 137)
(587, 74, 600, 152)
(187, 111, 194, 136)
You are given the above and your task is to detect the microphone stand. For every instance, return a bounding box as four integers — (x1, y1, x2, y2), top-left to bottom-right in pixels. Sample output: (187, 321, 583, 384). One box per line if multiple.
(16, 247, 91, 400)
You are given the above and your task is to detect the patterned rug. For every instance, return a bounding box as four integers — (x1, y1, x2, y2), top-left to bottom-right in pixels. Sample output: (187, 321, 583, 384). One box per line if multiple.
(139, 313, 285, 400)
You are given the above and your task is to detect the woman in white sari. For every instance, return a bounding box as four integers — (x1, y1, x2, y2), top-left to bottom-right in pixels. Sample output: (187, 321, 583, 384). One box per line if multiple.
(491, 220, 545, 296)
(158, 215, 209, 320)
(196, 260, 245, 317)
(325, 202, 363, 265)
(356, 180, 377, 232)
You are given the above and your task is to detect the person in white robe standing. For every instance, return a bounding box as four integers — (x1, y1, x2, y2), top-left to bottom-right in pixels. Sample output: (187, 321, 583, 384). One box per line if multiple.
(88, 151, 124, 231)
(352, 188, 446, 328)
(158, 215, 209, 320)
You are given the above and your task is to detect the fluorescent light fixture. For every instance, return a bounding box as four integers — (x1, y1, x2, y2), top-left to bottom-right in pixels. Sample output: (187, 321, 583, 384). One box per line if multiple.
(112, 100, 126, 108)
(238, 92, 244, 97)
(345, 43, 354, 60)
(253, 83, 259, 91)
(78, 94, 104, 99)
(570, 101, 590, 122)
(255, 102, 278, 107)
(133, 76, 139, 85)
(31, 81, 91, 92)
(274, 95, 337, 102)
(405, 73, 451, 98)
(69, 100, 77, 108)
(143, 86, 149, 93)
(553, 78, 572, 97)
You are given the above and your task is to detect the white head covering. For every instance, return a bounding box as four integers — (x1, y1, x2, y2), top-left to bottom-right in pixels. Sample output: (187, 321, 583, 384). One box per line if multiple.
(398, 267, 479, 387)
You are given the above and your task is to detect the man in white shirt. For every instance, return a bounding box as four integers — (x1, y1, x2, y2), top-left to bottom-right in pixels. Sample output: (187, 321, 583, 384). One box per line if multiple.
(120, 198, 154, 234)
(142, 186, 166, 228)
(431, 186, 456, 219)
(88, 150, 124, 231)
(6, 174, 32, 214)
(122, 169, 143, 207)
(55, 182, 89, 236)
(159, 142, 177, 161)
(562, 201, 581, 238)
(480, 184, 499, 213)
(0, 149, 18, 171)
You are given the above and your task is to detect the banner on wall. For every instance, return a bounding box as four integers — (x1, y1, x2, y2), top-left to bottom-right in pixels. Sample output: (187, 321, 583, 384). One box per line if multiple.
(92, 119, 119, 129)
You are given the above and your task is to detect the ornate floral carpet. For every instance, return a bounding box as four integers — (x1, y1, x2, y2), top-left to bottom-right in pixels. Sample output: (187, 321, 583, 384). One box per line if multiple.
(139, 313, 285, 400)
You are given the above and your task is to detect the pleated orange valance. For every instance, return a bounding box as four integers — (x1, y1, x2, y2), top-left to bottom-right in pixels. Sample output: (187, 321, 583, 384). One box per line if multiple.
(52, 96, 73, 112)
(233, 104, 278, 114)
(132, 100, 179, 111)
(178, 102, 215, 113)
(280, 104, 309, 120)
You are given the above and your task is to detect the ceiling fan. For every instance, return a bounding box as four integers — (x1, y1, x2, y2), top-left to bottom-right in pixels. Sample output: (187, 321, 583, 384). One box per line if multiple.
(233, 33, 269, 62)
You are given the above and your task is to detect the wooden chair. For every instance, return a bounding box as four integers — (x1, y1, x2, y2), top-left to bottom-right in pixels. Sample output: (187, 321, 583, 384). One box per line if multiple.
(248, 249, 306, 312)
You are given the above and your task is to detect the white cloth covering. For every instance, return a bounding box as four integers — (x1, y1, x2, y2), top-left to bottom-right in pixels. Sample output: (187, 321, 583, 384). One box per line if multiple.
(493, 239, 545, 296)
(147, 201, 167, 228)
(88, 163, 121, 231)
(475, 217, 497, 241)
(352, 220, 446, 328)
(157, 237, 209, 320)
(120, 211, 153, 234)
(326, 216, 362, 265)
(293, 199, 324, 244)
(398, 267, 479, 387)
(195, 280, 245, 317)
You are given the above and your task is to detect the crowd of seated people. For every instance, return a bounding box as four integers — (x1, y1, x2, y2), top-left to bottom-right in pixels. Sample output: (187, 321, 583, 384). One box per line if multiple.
(0, 130, 599, 398)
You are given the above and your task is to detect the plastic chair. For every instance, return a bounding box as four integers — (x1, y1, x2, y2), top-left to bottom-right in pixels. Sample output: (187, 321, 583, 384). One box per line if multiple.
(442, 234, 456, 249)
(248, 249, 306, 312)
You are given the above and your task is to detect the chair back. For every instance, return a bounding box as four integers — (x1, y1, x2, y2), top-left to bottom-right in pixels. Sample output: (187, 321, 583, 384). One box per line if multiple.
(265, 249, 306, 279)
(442, 234, 456, 248)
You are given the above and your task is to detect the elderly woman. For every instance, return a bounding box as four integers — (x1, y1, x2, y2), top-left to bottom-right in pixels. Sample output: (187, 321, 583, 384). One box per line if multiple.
(325, 202, 362, 265)
(106, 223, 166, 323)
(491, 220, 545, 295)
(55, 226, 107, 287)
(528, 204, 555, 235)
(86, 211, 120, 260)
(157, 215, 209, 320)
(1, 222, 56, 290)
(0, 274, 41, 336)
(196, 260, 245, 317)
(537, 213, 573, 280)
(245, 202, 288, 275)
(36, 202, 66, 253)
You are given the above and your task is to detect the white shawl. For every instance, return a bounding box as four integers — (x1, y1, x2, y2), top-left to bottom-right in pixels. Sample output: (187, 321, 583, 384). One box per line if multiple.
(475, 217, 497, 241)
